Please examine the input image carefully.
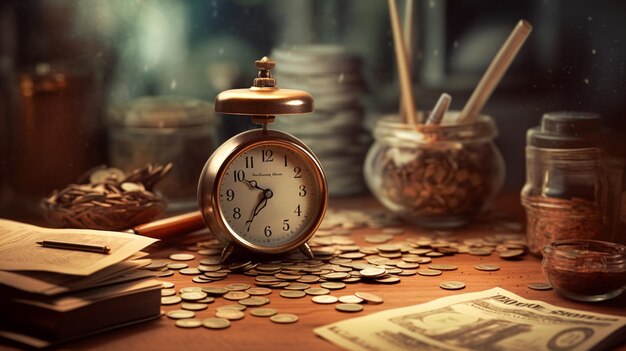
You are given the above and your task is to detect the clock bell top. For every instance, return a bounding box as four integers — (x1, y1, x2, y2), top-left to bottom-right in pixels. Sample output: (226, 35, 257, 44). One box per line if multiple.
(215, 56, 314, 116)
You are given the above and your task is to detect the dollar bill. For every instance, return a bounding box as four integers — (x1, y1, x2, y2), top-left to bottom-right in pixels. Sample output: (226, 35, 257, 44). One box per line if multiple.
(315, 287, 626, 351)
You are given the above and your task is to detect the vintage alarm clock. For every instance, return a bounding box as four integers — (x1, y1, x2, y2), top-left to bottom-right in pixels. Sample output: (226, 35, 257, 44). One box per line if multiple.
(198, 56, 328, 262)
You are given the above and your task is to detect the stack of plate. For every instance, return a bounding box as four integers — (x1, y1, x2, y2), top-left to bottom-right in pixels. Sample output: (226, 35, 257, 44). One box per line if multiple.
(271, 45, 369, 196)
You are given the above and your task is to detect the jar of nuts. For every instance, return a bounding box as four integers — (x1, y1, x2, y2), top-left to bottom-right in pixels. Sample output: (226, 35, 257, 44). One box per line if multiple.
(364, 112, 504, 228)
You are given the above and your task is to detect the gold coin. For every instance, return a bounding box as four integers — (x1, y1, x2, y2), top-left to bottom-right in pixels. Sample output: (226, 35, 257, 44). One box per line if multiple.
(322, 272, 350, 280)
(167, 263, 189, 270)
(304, 288, 330, 296)
(320, 282, 346, 290)
(238, 297, 270, 306)
(161, 288, 176, 297)
(196, 296, 215, 304)
(439, 281, 466, 290)
(270, 314, 299, 324)
(499, 249, 525, 259)
(354, 292, 383, 304)
(245, 287, 272, 296)
(226, 283, 251, 291)
(161, 296, 182, 305)
(180, 287, 203, 293)
(284, 283, 310, 291)
(202, 287, 229, 296)
(166, 310, 195, 319)
(360, 268, 387, 278)
(215, 309, 245, 320)
(417, 269, 442, 276)
(249, 308, 278, 317)
(474, 264, 500, 271)
(181, 303, 209, 311)
(169, 253, 195, 261)
(396, 262, 420, 269)
(335, 303, 364, 312)
(202, 318, 231, 329)
(160, 281, 175, 289)
(223, 291, 250, 301)
(312, 295, 338, 304)
(375, 276, 400, 284)
(280, 290, 306, 298)
(217, 304, 247, 311)
(338, 295, 364, 304)
(528, 282, 553, 291)
(181, 291, 208, 301)
(179, 268, 201, 275)
(427, 264, 458, 271)
(157, 270, 174, 277)
(398, 269, 417, 276)
(175, 318, 202, 328)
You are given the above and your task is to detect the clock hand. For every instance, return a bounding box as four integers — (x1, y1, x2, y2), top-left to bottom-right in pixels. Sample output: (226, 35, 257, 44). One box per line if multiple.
(245, 189, 273, 232)
(243, 179, 266, 192)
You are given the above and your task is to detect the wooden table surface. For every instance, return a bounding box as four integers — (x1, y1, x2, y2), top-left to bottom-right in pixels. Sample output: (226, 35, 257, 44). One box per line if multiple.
(4, 194, 626, 351)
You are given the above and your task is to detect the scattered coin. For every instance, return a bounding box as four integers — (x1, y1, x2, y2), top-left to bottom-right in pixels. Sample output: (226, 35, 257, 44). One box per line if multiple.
(250, 308, 278, 317)
(166, 310, 195, 319)
(246, 287, 272, 296)
(202, 318, 231, 329)
(474, 264, 500, 271)
(179, 268, 201, 275)
(181, 291, 208, 301)
(270, 314, 299, 324)
(312, 295, 339, 304)
(226, 283, 251, 291)
(167, 263, 189, 270)
(202, 287, 229, 296)
(375, 276, 400, 284)
(427, 264, 458, 271)
(238, 297, 270, 306)
(338, 295, 364, 304)
(217, 304, 247, 311)
(181, 303, 209, 311)
(160, 281, 175, 289)
(360, 268, 387, 278)
(215, 309, 245, 321)
(304, 288, 330, 296)
(161, 288, 176, 297)
(180, 287, 203, 293)
(169, 253, 195, 261)
(528, 282, 553, 291)
(335, 303, 364, 312)
(354, 292, 383, 304)
(418, 269, 442, 276)
(196, 296, 215, 304)
(223, 291, 250, 301)
(439, 281, 466, 290)
(320, 282, 346, 290)
(161, 296, 182, 305)
(280, 290, 306, 298)
(175, 319, 202, 328)
(284, 283, 310, 291)
(499, 249, 525, 259)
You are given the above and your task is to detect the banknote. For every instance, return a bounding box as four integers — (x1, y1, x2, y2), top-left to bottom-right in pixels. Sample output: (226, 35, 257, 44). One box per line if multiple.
(315, 287, 626, 351)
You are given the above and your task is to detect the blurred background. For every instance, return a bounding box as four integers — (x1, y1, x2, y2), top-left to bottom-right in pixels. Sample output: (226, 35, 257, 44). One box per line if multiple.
(1, 0, 625, 218)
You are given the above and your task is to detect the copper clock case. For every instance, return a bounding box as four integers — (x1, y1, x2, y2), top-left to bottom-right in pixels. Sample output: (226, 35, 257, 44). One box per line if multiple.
(198, 129, 328, 255)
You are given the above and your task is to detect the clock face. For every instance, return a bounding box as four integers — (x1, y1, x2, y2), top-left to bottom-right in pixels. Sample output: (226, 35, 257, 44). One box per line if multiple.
(218, 142, 323, 248)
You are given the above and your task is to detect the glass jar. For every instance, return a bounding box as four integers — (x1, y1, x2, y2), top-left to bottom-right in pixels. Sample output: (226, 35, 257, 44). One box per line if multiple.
(542, 239, 626, 302)
(107, 96, 217, 212)
(521, 112, 624, 256)
(364, 112, 504, 228)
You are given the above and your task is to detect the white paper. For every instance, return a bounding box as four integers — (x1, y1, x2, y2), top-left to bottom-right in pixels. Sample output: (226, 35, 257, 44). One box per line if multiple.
(0, 219, 158, 275)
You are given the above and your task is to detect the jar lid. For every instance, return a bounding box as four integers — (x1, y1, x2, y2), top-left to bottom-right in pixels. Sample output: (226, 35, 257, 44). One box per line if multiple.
(108, 96, 215, 128)
(528, 111, 603, 149)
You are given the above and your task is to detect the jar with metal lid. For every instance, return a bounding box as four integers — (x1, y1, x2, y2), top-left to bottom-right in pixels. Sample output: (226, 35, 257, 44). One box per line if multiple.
(521, 111, 624, 256)
(107, 96, 217, 211)
(364, 112, 505, 228)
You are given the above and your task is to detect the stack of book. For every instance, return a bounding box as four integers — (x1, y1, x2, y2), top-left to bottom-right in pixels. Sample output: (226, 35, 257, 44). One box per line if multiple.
(0, 219, 161, 348)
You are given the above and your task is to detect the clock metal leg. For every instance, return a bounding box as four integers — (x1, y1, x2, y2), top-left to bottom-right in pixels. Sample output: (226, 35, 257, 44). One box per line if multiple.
(299, 242, 314, 259)
(220, 243, 235, 263)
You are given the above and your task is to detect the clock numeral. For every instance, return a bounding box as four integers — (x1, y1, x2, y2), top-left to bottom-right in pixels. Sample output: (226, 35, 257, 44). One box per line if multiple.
(293, 167, 302, 178)
(294, 204, 302, 217)
(284, 155, 288, 167)
(282, 219, 290, 231)
(226, 189, 235, 201)
(264, 225, 272, 237)
(233, 207, 241, 219)
(245, 156, 254, 169)
(262, 149, 273, 162)
(234, 170, 245, 182)
(298, 185, 307, 197)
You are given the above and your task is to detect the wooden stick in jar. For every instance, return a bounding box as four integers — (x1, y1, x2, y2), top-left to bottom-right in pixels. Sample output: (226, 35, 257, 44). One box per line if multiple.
(456, 19, 532, 124)
(399, 0, 415, 122)
(425, 93, 451, 125)
(388, 0, 418, 125)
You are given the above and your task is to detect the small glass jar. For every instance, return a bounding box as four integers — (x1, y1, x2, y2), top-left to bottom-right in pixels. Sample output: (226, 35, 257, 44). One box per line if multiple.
(364, 112, 505, 228)
(107, 96, 217, 211)
(521, 112, 624, 256)
(542, 239, 626, 302)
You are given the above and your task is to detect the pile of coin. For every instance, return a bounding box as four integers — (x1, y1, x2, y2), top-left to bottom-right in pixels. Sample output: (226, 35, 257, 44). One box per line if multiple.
(150, 207, 534, 331)
(378, 142, 497, 221)
(271, 45, 369, 196)
(41, 164, 171, 230)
